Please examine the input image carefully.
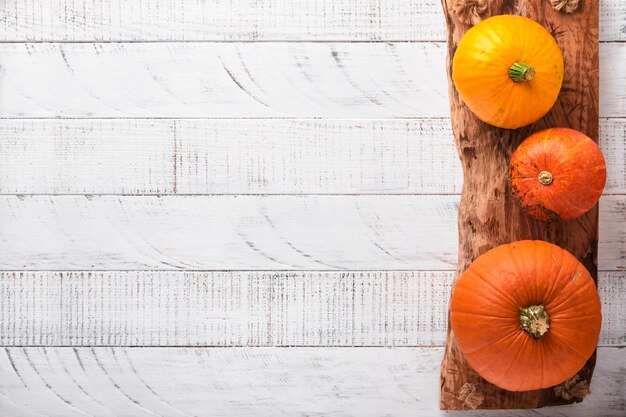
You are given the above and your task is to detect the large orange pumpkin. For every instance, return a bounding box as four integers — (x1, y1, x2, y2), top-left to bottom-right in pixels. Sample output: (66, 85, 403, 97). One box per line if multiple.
(452, 15, 564, 129)
(450, 240, 601, 392)
(509, 128, 606, 222)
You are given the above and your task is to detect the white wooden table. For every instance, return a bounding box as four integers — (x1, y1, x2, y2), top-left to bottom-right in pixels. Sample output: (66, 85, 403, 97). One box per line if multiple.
(0, 1, 624, 416)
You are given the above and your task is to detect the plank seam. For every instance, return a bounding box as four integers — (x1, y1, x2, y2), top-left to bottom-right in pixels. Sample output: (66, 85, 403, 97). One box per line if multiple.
(1, 116, 625, 120)
(0, 40, 623, 44)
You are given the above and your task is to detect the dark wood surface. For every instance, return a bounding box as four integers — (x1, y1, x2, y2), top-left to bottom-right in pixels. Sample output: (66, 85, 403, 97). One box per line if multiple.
(439, 0, 600, 410)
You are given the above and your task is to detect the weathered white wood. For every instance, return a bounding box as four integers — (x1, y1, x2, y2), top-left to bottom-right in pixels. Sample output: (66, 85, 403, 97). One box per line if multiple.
(600, 271, 626, 346)
(176, 118, 459, 195)
(0, 195, 458, 271)
(0, 270, 623, 347)
(0, 0, 446, 42)
(599, 196, 626, 271)
(1, 0, 624, 41)
(0, 118, 461, 195)
(1, 43, 624, 118)
(0, 195, 623, 271)
(0, 117, 624, 195)
(602, 118, 626, 194)
(0, 119, 175, 195)
(0, 347, 623, 417)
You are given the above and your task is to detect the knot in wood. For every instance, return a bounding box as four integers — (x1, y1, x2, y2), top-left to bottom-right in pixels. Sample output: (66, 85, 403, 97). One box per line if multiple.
(548, 0, 581, 14)
(451, 0, 488, 26)
(457, 383, 484, 409)
(554, 375, 590, 401)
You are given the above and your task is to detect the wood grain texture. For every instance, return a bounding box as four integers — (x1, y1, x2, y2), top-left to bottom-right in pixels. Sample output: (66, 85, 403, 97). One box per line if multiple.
(0, 119, 175, 195)
(0, 0, 447, 42)
(0, 195, 458, 271)
(440, 0, 603, 410)
(1, 118, 624, 195)
(0, 42, 624, 118)
(1, 0, 624, 41)
(0, 195, 624, 271)
(0, 118, 461, 195)
(0, 347, 623, 417)
(0, 270, 623, 347)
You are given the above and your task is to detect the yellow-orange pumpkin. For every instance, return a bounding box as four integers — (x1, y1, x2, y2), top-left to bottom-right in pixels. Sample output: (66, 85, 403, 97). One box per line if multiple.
(450, 240, 601, 392)
(509, 128, 606, 222)
(452, 15, 564, 129)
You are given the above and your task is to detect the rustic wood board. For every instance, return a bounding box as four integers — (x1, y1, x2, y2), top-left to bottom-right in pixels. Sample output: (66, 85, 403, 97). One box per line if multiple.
(0, 118, 624, 195)
(439, 0, 604, 410)
(0, 347, 623, 417)
(0, 43, 624, 118)
(0, 271, 623, 347)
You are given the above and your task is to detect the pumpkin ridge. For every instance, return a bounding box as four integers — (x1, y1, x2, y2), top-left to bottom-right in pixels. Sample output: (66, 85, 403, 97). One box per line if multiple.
(528, 242, 548, 302)
(544, 331, 594, 361)
(453, 270, 520, 312)
(531, 241, 543, 303)
(461, 325, 522, 356)
(522, 331, 545, 390)
(463, 266, 524, 308)
(540, 249, 568, 306)
(467, 330, 545, 391)
(506, 243, 535, 305)
(487, 331, 530, 388)
(539, 337, 582, 388)
(454, 326, 521, 357)
(538, 336, 546, 389)
(452, 311, 518, 320)
(543, 132, 550, 177)
(550, 312, 602, 321)
(545, 281, 598, 316)
(543, 263, 595, 313)
(491, 84, 516, 127)
(549, 187, 596, 216)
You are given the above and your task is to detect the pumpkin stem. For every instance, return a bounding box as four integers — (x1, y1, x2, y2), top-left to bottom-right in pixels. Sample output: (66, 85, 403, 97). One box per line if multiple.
(538, 171, 554, 185)
(520, 305, 550, 339)
(509, 62, 535, 82)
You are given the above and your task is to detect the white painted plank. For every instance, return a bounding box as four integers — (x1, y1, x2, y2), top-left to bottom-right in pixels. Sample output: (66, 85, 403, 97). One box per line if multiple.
(1, 118, 624, 195)
(0, 195, 623, 271)
(0, 0, 446, 42)
(0, 119, 175, 195)
(0, 270, 623, 347)
(0, 195, 458, 271)
(0, 118, 461, 195)
(1, 43, 624, 118)
(1, 0, 625, 41)
(602, 118, 626, 194)
(600, 197, 626, 271)
(175, 118, 461, 195)
(0, 347, 623, 417)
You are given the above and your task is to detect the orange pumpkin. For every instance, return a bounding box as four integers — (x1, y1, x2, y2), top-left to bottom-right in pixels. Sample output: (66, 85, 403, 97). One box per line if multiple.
(450, 240, 601, 392)
(452, 15, 564, 129)
(509, 128, 606, 222)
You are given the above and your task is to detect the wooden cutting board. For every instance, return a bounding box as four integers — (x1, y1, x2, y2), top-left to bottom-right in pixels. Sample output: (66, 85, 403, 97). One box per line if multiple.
(439, 0, 600, 410)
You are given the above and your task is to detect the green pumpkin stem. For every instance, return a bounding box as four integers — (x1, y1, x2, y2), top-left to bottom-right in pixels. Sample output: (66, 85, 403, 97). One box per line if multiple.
(520, 305, 550, 339)
(509, 62, 536, 82)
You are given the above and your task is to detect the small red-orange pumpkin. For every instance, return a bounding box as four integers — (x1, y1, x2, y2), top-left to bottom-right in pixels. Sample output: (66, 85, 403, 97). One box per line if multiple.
(450, 240, 601, 392)
(509, 128, 606, 221)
